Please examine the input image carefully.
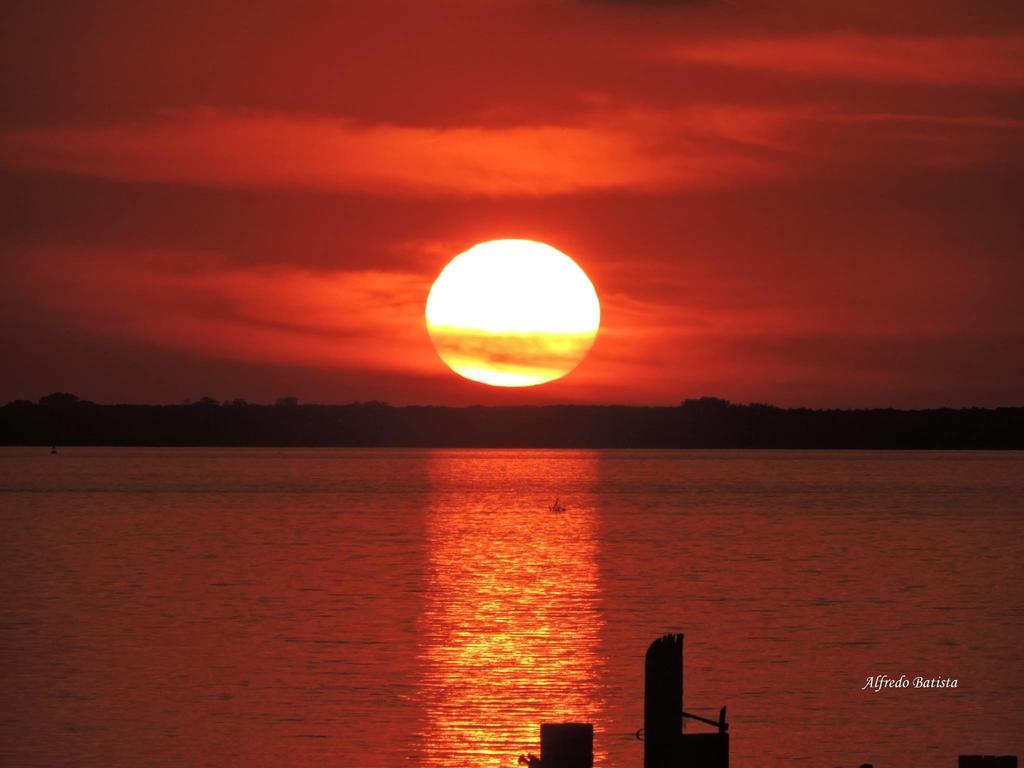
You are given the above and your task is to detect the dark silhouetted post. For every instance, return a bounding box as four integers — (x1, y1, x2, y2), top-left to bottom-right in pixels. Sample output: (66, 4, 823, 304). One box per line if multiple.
(959, 757, 1018, 768)
(642, 633, 729, 768)
(645, 633, 683, 768)
(540, 723, 593, 768)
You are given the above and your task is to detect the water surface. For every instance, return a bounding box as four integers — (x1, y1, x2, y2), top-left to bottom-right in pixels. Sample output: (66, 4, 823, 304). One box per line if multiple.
(1, 448, 1021, 766)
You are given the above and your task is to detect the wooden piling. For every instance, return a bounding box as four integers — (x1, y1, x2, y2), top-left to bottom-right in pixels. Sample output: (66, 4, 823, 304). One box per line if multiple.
(644, 633, 683, 768)
(959, 757, 1018, 768)
(540, 722, 593, 768)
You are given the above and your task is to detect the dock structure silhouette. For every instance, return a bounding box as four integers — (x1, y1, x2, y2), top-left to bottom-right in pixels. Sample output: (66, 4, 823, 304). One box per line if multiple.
(519, 633, 1017, 768)
(643, 633, 728, 768)
(519, 723, 594, 768)
(520, 633, 728, 768)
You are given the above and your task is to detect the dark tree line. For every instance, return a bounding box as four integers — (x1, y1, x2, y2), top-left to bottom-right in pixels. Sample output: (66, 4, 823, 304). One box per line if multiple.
(2, 394, 1021, 448)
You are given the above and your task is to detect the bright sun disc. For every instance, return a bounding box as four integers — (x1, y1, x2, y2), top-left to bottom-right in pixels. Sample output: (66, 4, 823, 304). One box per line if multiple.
(425, 239, 601, 387)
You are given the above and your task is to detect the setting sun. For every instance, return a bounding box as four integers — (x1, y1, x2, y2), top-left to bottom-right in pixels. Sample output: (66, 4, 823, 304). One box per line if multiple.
(425, 240, 600, 387)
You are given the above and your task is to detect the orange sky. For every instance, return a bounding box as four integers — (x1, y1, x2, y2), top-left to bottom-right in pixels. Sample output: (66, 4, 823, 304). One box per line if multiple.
(1, 0, 1022, 407)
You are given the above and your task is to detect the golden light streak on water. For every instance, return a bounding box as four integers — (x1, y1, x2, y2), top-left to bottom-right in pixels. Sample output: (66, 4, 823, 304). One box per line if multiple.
(417, 453, 607, 766)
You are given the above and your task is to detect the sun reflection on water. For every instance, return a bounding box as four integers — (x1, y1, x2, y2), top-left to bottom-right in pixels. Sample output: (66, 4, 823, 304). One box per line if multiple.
(416, 452, 606, 766)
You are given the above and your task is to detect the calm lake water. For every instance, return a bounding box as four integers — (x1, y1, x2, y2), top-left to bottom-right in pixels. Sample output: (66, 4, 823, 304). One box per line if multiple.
(0, 448, 1021, 767)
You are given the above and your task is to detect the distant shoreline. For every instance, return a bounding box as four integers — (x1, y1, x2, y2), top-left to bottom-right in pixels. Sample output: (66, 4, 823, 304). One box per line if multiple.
(3, 397, 1022, 449)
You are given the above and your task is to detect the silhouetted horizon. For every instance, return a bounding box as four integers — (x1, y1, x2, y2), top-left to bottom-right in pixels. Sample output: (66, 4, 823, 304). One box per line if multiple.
(4, 393, 1022, 449)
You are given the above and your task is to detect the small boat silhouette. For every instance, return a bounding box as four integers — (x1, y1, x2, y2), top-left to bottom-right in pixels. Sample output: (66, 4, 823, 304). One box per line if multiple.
(548, 498, 566, 512)
(50, 446, 58, 455)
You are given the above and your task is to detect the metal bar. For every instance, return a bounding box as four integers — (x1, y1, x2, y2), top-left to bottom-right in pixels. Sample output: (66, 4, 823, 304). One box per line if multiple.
(682, 710, 728, 732)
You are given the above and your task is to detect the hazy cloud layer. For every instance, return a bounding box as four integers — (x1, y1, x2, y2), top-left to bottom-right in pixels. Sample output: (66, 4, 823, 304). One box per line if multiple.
(673, 34, 1024, 86)
(5, 240, 1020, 407)
(3, 103, 1019, 196)
(6, 246, 438, 375)
(0, 107, 788, 195)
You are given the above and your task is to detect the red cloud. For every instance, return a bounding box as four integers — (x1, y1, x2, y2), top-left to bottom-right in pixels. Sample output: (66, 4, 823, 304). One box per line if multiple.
(0, 107, 803, 196)
(3, 101, 1018, 198)
(672, 34, 1024, 87)
(9, 246, 440, 376)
